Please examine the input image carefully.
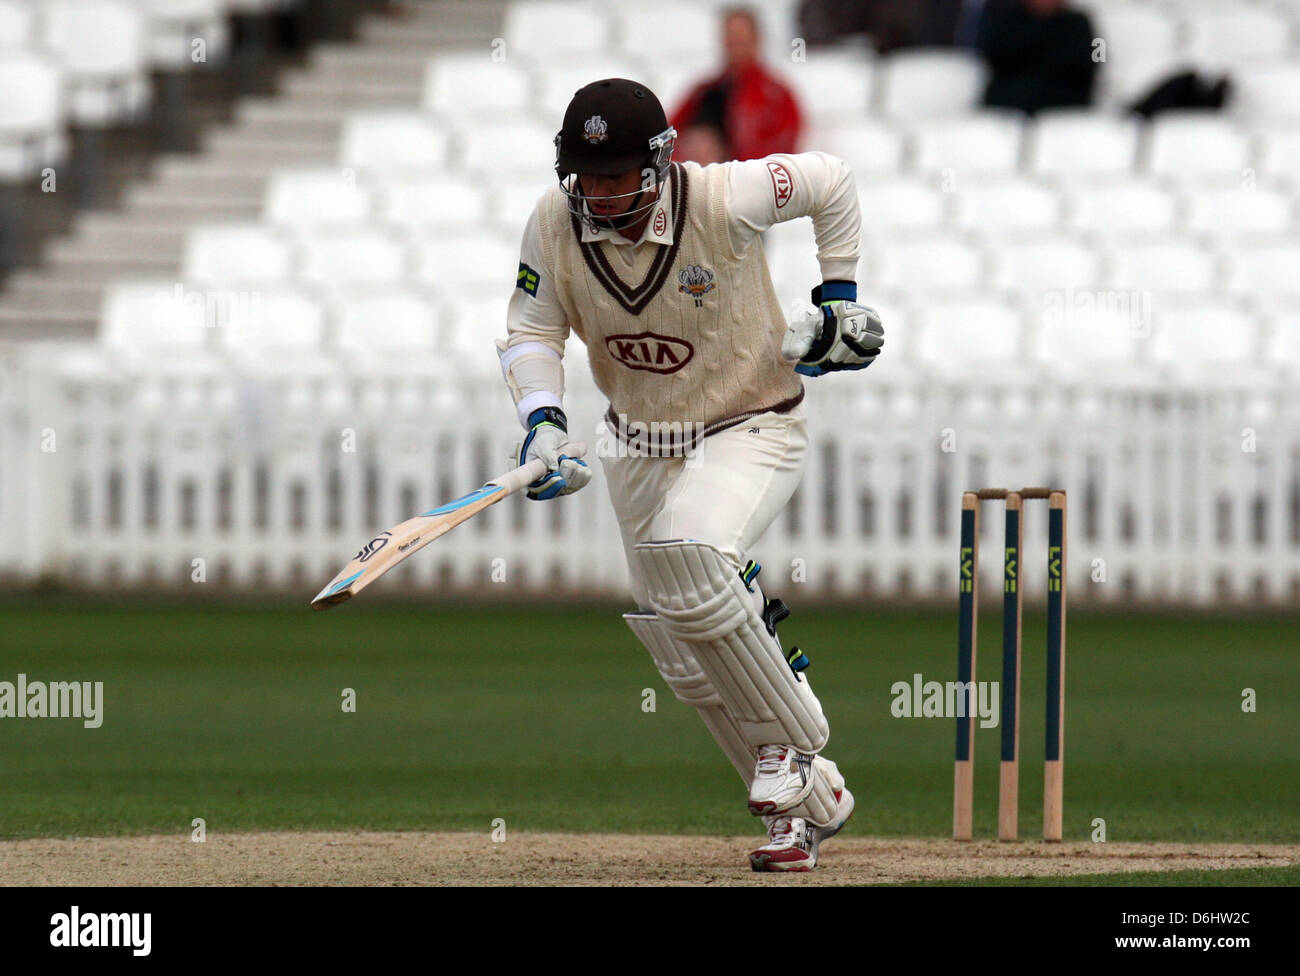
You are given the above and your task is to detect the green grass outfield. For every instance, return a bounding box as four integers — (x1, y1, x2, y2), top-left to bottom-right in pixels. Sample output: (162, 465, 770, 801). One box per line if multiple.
(0, 597, 1297, 844)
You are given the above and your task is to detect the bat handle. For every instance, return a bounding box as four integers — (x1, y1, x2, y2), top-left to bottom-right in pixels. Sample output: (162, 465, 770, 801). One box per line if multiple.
(490, 441, 589, 495)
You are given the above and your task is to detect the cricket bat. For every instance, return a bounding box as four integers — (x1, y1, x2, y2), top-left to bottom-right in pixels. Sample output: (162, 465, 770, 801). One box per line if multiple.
(311, 442, 587, 609)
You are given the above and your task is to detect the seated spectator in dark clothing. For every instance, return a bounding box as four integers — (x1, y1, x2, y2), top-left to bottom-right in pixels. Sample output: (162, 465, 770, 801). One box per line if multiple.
(671, 7, 803, 164)
(978, 0, 1097, 115)
(798, 0, 990, 52)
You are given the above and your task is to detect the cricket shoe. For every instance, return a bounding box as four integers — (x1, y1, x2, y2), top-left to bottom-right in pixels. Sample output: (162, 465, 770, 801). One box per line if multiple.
(749, 785, 855, 873)
(747, 743, 816, 816)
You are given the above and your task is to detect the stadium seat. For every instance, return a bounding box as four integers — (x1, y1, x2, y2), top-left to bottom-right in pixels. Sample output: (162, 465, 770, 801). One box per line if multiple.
(915, 295, 1024, 365)
(1107, 236, 1220, 294)
(0, 0, 34, 46)
(1266, 304, 1300, 373)
(411, 230, 518, 297)
(132, 0, 231, 69)
(1185, 8, 1295, 67)
(0, 53, 66, 181)
(867, 231, 983, 293)
(492, 178, 555, 236)
(423, 54, 534, 120)
(614, 4, 717, 65)
(1151, 299, 1262, 383)
(911, 112, 1023, 176)
(263, 169, 371, 228)
(1028, 110, 1140, 179)
(1091, 6, 1188, 106)
(43, 0, 150, 126)
(877, 49, 984, 121)
(340, 112, 449, 177)
(443, 295, 513, 374)
(1066, 178, 1179, 237)
(462, 121, 558, 179)
(1256, 124, 1300, 182)
(1232, 61, 1300, 120)
(1145, 112, 1252, 181)
(785, 52, 874, 125)
(988, 235, 1102, 301)
(334, 290, 444, 372)
(806, 119, 903, 174)
(378, 174, 491, 231)
(537, 56, 650, 121)
(1225, 238, 1300, 302)
(856, 177, 949, 236)
(214, 287, 327, 364)
(101, 280, 212, 352)
(183, 225, 293, 284)
(952, 177, 1061, 234)
(504, 0, 611, 62)
(1183, 180, 1294, 240)
(1031, 295, 1153, 383)
(299, 229, 406, 292)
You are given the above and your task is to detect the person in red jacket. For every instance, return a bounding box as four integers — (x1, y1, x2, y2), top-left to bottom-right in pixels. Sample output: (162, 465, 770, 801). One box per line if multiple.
(671, 7, 804, 164)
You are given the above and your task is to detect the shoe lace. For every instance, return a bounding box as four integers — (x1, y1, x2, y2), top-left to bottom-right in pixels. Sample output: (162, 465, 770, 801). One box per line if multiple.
(756, 744, 788, 776)
(769, 816, 795, 839)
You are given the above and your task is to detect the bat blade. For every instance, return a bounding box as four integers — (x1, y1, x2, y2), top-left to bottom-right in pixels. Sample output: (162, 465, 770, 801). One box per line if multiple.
(310, 483, 508, 610)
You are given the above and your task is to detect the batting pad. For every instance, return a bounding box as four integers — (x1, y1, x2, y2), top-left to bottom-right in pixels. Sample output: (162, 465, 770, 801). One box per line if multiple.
(625, 612, 754, 785)
(633, 541, 830, 755)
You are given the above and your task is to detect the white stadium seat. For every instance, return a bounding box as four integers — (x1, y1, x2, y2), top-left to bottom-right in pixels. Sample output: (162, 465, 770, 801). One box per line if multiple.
(263, 170, 371, 228)
(462, 121, 558, 179)
(423, 54, 533, 120)
(786, 53, 874, 124)
(1256, 124, 1300, 181)
(504, 0, 611, 62)
(1092, 6, 1189, 106)
(806, 119, 903, 174)
(856, 177, 949, 236)
(1151, 300, 1262, 381)
(1226, 239, 1300, 301)
(0, 53, 66, 181)
(1107, 236, 1220, 294)
(952, 178, 1061, 234)
(132, 0, 231, 69)
(1183, 181, 1295, 240)
(1028, 111, 1140, 179)
(867, 232, 983, 293)
(378, 174, 491, 231)
(1267, 305, 1300, 373)
(411, 230, 518, 297)
(1232, 62, 1300, 120)
(537, 56, 649, 122)
(299, 229, 406, 291)
(877, 49, 984, 121)
(101, 280, 211, 352)
(340, 112, 449, 176)
(443, 296, 513, 374)
(914, 296, 1025, 372)
(1185, 8, 1295, 67)
(183, 225, 293, 284)
(43, 0, 150, 125)
(492, 179, 554, 235)
(215, 288, 326, 362)
(911, 112, 1023, 176)
(615, 4, 717, 65)
(989, 235, 1102, 301)
(1145, 112, 1252, 181)
(0, 0, 34, 46)
(1067, 178, 1179, 237)
(1031, 296, 1152, 382)
(334, 291, 443, 369)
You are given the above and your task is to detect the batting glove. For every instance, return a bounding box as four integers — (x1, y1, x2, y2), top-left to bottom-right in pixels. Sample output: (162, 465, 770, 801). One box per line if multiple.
(517, 407, 591, 501)
(782, 281, 884, 377)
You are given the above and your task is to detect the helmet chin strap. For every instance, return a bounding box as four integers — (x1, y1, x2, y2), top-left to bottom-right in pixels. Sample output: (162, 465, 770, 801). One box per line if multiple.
(578, 179, 663, 235)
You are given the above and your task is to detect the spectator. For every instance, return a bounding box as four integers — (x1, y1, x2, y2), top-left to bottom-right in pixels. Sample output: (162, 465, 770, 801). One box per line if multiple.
(797, 0, 991, 52)
(977, 0, 1097, 115)
(670, 7, 803, 164)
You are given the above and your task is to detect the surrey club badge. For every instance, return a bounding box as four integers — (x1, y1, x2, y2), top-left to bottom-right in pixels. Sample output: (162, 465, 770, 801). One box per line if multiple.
(583, 115, 609, 144)
(678, 265, 715, 307)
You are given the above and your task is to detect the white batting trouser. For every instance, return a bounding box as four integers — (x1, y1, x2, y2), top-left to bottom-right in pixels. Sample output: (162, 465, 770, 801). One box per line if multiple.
(601, 404, 845, 824)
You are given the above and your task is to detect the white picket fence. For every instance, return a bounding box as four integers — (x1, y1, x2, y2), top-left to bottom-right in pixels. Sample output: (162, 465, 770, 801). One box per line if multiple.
(2, 341, 1298, 606)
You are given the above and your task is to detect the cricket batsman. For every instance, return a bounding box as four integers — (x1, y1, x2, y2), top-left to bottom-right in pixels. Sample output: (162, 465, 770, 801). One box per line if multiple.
(496, 79, 883, 871)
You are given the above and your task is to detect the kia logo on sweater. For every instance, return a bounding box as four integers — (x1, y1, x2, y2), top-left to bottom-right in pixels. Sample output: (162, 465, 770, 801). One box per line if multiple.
(606, 332, 695, 374)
